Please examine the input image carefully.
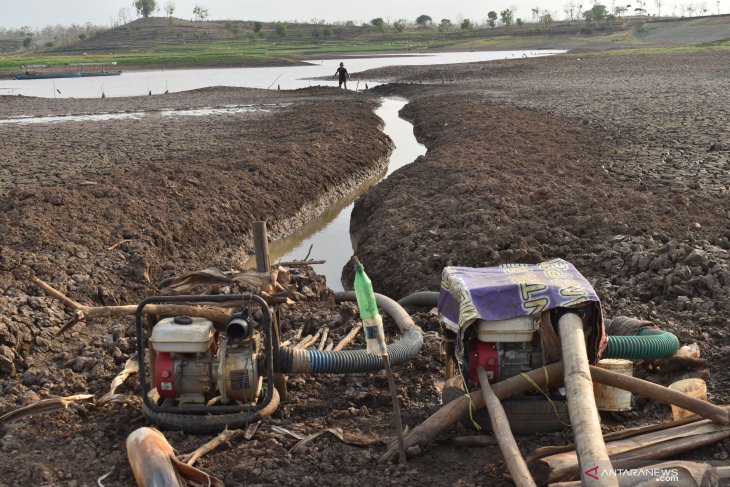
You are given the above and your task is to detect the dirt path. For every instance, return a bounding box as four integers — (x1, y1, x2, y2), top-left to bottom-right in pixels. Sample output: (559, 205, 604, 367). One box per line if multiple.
(1, 51, 729, 486)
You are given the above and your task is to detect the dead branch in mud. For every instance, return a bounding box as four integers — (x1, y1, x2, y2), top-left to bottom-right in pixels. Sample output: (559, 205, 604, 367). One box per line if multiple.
(318, 327, 329, 350)
(0, 394, 95, 428)
(334, 322, 363, 351)
(181, 427, 246, 466)
(107, 239, 133, 251)
(98, 355, 139, 406)
(32, 277, 234, 335)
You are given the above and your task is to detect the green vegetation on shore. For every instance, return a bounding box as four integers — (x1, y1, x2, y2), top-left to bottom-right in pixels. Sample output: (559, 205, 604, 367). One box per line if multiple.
(1, 15, 729, 74)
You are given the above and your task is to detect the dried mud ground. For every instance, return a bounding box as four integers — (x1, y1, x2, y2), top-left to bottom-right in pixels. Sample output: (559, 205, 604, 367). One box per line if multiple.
(0, 50, 729, 486)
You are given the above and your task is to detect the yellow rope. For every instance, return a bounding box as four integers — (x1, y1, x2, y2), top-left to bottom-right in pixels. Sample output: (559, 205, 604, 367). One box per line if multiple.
(456, 355, 482, 431)
(519, 367, 571, 427)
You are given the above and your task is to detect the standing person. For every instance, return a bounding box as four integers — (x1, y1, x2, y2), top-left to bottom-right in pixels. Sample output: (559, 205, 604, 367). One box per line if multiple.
(333, 62, 351, 89)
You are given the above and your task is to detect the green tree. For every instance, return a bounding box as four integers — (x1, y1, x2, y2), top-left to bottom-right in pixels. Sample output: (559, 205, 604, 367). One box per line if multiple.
(133, 0, 156, 18)
(461, 18, 474, 29)
(164, 1, 175, 17)
(539, 12, 555, 27)
(416, 14, 432, 27)
(275, 22, 288, 37)
(253, 21, 263, 33)
(613, 5, 628, 17)
(371, 17, 386, 33)
(439, 18, 452, 32)
(23, 37, 32, 48)
(516, 18, 524, 26)
(583, 4, 608, 21)
(500, 9, 514, 26)
(394, 19, 406, 32)
(323, 28, 332, 38)
(487, 10, 498, 28)
(192, 5, 208, 20)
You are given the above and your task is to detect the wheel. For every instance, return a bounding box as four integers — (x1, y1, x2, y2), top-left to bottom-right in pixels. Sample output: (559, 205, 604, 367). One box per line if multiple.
(141, 388, 280, 435)
(441, 378, 570, 435)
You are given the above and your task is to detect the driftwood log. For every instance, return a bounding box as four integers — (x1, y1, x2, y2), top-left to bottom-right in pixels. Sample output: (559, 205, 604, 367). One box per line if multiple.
(477, 366, 536, 487)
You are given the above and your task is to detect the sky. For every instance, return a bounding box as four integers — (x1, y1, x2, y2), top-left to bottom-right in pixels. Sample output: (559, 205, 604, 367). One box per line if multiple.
(2, 0, 729, 29)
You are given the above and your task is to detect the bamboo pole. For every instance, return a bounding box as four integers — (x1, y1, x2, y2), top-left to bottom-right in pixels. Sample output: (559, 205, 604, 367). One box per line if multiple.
(477, 366, 537, 487)
(558, 312, 617, 486)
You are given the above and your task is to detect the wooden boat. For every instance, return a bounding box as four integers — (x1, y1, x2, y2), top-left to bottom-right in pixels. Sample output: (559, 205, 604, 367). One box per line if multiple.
(13, 62, 122, 80)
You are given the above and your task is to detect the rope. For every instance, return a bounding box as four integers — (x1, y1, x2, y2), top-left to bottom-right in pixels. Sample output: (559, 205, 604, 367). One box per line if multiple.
(519, 367, 571, 427)
(456, 354, 482, 431)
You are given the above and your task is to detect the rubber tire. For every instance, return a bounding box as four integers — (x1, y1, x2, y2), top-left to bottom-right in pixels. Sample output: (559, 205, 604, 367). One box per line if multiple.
(442, 380, 570, 435)
(142, 388, 279, 435)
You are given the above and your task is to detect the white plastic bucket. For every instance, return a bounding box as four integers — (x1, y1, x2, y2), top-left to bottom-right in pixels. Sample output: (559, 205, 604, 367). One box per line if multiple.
(593, 359, 634, 411)
(668, 378, 707, 420)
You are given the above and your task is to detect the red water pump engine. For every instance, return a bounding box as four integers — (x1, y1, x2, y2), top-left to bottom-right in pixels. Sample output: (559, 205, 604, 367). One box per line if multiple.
(150, 311, 263, 405)
(464, 315, 543, 385)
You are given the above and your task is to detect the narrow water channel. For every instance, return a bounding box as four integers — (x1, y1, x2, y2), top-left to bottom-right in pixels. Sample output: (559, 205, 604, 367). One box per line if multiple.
(260, 97, 426, 291)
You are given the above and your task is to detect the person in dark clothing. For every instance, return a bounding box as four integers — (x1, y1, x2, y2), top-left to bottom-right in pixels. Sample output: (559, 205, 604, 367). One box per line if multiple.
(333, 62, 351, 89)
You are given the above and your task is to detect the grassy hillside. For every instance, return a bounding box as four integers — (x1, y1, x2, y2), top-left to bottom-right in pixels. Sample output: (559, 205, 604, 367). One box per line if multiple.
(1, 15, 729, 74)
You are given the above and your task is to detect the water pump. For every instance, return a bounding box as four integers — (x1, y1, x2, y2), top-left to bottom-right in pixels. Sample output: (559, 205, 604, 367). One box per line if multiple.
(135, 294, 277, 434)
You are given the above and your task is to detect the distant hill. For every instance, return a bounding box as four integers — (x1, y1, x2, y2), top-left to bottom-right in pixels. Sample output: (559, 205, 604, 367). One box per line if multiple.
(49, 17, 363, 52)
(46, 14, 730, 55)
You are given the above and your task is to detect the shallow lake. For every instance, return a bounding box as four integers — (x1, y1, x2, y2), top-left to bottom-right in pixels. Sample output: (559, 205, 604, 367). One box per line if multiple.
(0, 50, 563, 98)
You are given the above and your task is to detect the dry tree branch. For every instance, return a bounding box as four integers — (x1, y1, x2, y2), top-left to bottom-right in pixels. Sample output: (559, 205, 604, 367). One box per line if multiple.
(32, 277, 235, 336)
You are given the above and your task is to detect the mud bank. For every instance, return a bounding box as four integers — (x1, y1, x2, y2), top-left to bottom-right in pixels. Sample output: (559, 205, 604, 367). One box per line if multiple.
(352, 51, 730, 407)
(1, 51, 729, 486)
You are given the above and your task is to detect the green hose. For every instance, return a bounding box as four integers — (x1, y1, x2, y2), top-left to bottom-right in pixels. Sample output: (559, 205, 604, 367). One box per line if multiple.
(603, 328, 680, 359)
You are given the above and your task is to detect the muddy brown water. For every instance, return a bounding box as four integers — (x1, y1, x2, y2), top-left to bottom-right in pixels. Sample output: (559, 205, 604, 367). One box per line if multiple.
(249, 97, 426, 290)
